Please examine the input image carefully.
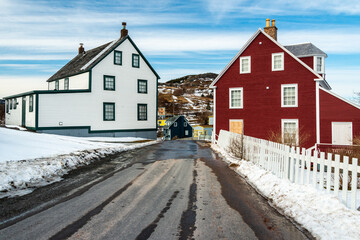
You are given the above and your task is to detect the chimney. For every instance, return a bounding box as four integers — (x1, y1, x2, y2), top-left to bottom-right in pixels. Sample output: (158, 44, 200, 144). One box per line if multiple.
(264, 18, 277, 41)
(121, 22, 128, 38)
(78, 43, 84, 54)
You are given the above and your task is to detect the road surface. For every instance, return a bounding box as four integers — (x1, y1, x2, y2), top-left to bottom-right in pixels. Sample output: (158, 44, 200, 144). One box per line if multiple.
(0, 140, 312, 239)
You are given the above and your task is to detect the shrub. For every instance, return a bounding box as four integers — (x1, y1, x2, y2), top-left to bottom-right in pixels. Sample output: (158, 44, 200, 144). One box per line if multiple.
(228, 134, 246, 160)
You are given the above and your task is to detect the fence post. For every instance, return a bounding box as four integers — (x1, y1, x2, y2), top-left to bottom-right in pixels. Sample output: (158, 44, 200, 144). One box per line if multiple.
(326, 153, 332, 193)
(289, 147, 295, 182)
(284, 145, 290, 180)
(351, 158, 358, 210)
(312, 152, 318, 188)
(334, 154, 340, 197)
(300, 148, 306, 185)
(319, 152, 325, 190)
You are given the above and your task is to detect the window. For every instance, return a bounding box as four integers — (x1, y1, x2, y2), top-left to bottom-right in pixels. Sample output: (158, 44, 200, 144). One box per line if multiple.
(13, 99, 17, 110)
(185, 130, 189, 136)
(281, 84, 298, 107)
(132, 54, 140, 68)
(138, 79, 147, 93)
(29, 95, 34, 112)
(229, 87, 243, 109)
(55, 80, 59, 90)
(240, 56, 251, 74)
(174, 122, 177, 127)
(184, 122, 187, 127)
(138, 104, 147, 121)
(64, 78, 69, 90)
(272, 52, 284, 71)
(10, 99, 13, 110)
(114, 50, 122, 65)
(314, 56, 324, 73)
(103, 103, 115, 121)
(104, 75, 115, 90)
(282, 119, 299, 145)
(6, 100, 9, 113)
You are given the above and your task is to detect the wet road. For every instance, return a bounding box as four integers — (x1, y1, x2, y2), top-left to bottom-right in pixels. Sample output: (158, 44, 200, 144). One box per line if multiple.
(0, 141, 312, 240)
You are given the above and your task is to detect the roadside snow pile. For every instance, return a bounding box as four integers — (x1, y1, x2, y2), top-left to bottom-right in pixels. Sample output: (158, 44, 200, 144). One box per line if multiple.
(212, 144, 360, 240)
(0, 127, 159, 197)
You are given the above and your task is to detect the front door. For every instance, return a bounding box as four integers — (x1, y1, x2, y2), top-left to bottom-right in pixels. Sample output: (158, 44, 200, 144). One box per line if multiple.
(229, 119, 244, 134)
(332, 122, 352, 145)
(22, 97, 26, 127)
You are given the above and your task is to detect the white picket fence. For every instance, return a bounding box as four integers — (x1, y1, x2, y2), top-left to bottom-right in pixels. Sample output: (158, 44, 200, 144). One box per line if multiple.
(217, 130, 360, 210)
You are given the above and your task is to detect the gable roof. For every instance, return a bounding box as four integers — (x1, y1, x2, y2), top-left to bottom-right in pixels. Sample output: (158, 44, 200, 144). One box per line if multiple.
(164, 115, 192, 129)
(284, 43, 327, 58)
(47, 35, 160, 82)
(209, 28, 331, 90)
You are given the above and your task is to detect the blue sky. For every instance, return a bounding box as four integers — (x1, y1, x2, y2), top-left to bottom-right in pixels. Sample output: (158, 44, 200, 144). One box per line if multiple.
(0, 0, 359, 99)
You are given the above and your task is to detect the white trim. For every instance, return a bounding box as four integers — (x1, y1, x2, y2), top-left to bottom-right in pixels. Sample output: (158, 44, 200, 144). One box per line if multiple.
(281, 84, 298, 108)
(316, 82, 320, 144)
(313, 56, 325, 74)
(229, 119, 244, 134)
(81, 40, 118, 70)
(319, 87, 360, 110)
(213, 87, 216, 139)
(272, 52, 284, 71)
(229, 87, 243, 109)
(281, 119, 299, 145)
(240, 56, 251, 74)
(210, 28, 330, 90)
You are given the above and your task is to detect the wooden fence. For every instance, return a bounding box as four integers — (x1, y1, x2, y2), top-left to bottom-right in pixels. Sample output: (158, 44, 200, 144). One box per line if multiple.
(218, 130, 360, 211)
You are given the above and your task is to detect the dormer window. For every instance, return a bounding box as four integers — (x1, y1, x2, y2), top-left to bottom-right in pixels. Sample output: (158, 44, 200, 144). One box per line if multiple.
(240, 56, 251, 74)
(314, 56, 324, 73)
(272, 52, 284, 71)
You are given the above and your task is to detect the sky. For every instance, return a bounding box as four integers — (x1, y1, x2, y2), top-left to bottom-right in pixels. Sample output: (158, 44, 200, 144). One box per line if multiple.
(0, 0, 359, 99)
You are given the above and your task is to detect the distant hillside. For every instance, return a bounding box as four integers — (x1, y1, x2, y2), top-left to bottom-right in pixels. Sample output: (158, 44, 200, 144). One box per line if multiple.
(158, 73, 217, 125)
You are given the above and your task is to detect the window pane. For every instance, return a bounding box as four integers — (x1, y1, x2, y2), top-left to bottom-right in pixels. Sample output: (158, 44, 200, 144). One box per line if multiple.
(138, 80, 147, 93)
(231, 89, 242, 107)
(241, 59, 249, 72)
(104, 76, 115, 90)
(114, 51, 122, 65)
(284, 122, 297, 144)
(138, 104, 147, 120)
(317, 57, 322, 72)
(283, 87, 296, 106)
(104, 104, 114, 120)
(133, 54, 139, 67)
(274, 55, 282, 69)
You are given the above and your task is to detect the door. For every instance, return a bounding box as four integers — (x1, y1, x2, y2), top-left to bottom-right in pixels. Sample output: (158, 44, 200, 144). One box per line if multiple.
(229, 119, 244, 134)
(22, 97, 26, 127)
(185, 130, 189, 136)
(332, 122, 352, 145)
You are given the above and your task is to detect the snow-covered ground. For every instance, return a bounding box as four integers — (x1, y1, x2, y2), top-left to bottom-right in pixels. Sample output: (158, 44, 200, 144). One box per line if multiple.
(0, 127, 159, 197)
(212, 144, 360, 240)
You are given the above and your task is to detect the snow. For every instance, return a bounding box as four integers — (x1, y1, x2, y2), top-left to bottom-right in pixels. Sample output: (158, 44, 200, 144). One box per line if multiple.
(0, 127, 159, 197)
(212, 144, 360, 240)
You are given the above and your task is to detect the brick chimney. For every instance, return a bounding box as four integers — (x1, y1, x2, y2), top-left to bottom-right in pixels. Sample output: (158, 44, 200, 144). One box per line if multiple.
(121, 22, 128, 38)
(78, 43, 84, 54)
(264, 18, 277, 41)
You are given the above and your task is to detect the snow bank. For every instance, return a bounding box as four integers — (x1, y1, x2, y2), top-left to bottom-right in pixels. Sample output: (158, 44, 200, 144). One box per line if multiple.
(212, 144, 360, 240)
(0, 127, 159, 197)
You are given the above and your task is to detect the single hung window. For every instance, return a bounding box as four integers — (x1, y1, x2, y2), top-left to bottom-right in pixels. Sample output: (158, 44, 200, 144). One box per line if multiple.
(103, 103, 115, 121)
(6, 100, 9, 113)
(138, 104, 147, 121)
(64, 78, 69, 90)
(314, 56, 324, 73)
(55, 80, 59, 90)
(229, 88, 243, 109)
(282, 119, 299, 145)
(13, 99, 17, 110)
(10, 99, 13, 110)
(104, 75, 115, 90)
(138, 79, 148, 93)
(272, 53, 284, 71)
(114, 50, 122, 65)
(281, 84, 298, 107)
(240, 56, 251, 74)
(29, 95, 34, 112)
(132, 54, 140, 68)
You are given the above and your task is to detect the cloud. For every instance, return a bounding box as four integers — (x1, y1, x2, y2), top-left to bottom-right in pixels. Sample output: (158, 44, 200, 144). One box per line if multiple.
(0, 76, 48, 98)
(326, 67, 360, 99)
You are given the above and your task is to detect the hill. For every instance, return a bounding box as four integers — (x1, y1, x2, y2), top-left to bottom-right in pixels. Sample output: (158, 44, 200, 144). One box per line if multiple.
(158, 73, 216, 125)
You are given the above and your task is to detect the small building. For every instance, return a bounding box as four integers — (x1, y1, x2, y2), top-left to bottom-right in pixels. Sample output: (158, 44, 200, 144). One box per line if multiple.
(210, 19, 360, 148)
(158, 107, 166, 119)
(163, 116, 193, 140)
(4, 23, 159, 139)
(193, 125, 213, 138)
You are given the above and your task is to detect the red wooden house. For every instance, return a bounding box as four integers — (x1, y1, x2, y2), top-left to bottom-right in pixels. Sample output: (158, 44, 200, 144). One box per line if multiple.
(210, 19, 360, 149)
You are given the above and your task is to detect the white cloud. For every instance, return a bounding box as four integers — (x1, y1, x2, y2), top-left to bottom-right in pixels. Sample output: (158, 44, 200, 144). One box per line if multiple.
(0, 76, 48, 98)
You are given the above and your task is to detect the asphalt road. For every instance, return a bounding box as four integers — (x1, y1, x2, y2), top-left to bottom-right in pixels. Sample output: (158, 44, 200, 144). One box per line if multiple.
(0, 140, 312, 240)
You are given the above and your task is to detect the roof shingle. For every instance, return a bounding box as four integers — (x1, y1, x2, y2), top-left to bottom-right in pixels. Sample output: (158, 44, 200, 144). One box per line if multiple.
(284, 43, 327, 58)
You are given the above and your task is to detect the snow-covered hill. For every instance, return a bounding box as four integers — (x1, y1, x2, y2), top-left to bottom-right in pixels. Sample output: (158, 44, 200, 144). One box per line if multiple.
(158, 73, 216, 125)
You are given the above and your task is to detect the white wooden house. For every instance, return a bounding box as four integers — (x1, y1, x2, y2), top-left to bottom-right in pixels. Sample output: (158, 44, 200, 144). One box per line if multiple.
(4, 23, 160, 139)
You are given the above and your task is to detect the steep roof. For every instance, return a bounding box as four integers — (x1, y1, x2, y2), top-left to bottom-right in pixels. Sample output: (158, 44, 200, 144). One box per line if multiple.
(210, 28, 331, 90)
(284, 43, 327, 58)
(47, 35, 160, 82)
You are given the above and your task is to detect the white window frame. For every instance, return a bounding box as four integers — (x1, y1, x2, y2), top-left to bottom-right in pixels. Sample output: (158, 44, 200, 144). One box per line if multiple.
(229, 87, 243, 109)
(272, 52, 284, 71)
(240, 56, 251, 74)
(313, 56, 324, 73)
(281, 119, 299, 145)
(281, 84, 298, 108)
